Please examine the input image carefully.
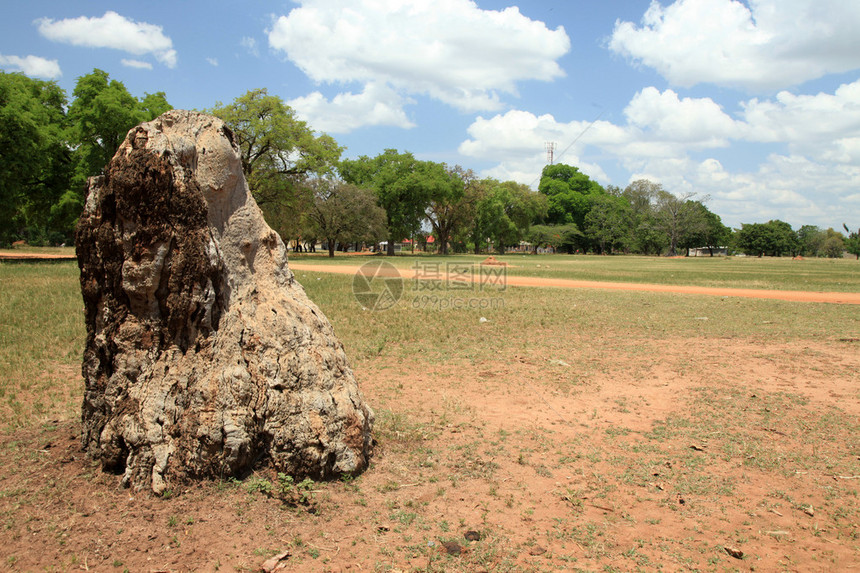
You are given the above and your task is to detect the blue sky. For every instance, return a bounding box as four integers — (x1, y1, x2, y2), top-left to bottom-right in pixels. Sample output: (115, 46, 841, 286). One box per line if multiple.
(2, 0, 860, 230)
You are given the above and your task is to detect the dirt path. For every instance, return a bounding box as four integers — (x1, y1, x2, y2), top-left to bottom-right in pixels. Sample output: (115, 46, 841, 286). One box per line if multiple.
(0, 252, 76, 260)
(289, 262, 860, 304)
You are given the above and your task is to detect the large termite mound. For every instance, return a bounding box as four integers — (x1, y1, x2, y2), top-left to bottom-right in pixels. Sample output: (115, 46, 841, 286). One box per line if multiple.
(75, 110, 373, 493)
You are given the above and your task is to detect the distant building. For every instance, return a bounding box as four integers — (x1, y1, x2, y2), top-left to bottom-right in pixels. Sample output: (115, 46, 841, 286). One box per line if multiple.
(687, 246, 729, 257)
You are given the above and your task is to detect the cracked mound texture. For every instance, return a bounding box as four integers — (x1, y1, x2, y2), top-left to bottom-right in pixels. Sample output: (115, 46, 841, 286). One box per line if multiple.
(75, 110, 373, 493)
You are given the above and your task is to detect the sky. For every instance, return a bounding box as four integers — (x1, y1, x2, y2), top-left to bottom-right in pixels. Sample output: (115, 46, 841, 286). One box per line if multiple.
(2, 0, 860, 230)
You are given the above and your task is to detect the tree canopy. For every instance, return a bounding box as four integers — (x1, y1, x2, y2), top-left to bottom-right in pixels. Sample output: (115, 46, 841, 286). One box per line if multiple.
(734, 220, 799, 257)
(210, 89, 342, 206)
(340, 149, 448, 255)
(2, 74, 854, 258)
(0, 71, 71, 245)
(303, 178, 387, 257)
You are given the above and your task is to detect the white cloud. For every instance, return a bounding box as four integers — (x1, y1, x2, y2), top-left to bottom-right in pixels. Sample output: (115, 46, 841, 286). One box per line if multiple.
(289, 83, 415, 133)
(0, 54, 61, 79)
(458, 81, 860, 227)
(206, 57, 219, 67)
(37, 11, 177, 68)
(459, 87, 741, 174)
(609, 0, 860, 90)
(240, 37, 259, 57)
(121, 59, 153, 70)
(624, 87, 740, 148)
(268, 0, 569, 126)
(458, 110, 612, 185)
(740, 79, 860, 161)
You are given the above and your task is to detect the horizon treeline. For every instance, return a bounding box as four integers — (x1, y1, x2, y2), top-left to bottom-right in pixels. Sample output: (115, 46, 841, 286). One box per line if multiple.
(2, 71, 858, 258)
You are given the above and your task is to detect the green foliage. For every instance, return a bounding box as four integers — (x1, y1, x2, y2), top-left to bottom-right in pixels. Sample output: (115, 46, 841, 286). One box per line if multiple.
(211, 89, 341, 198)
(244, 473, 316, 508)
(67, 69, 163, 186)
(0, 69, 174, 245)
(210, 89, 342, 241)
(303, 178, 387, 256)
(797, 225, 826, 257)
(245, 476, 273, 495)
(471, 179, 547, 253)
(425, 166, 472, 255)
(653, 191, 704, 256)
(678, 202, 731, 255)
(138, 92, 172, 121)
(584, 194, 634, 254)
(528, 223, 583, 253)
(821, 231, 845, 258)
(734, 220, 799, 257)
(538, 163, 604, 227)
(0, 72, 72, 245)
(276, 473, 316, 506)
(340, 149, 445, 254)
(623, 180, 666, 255)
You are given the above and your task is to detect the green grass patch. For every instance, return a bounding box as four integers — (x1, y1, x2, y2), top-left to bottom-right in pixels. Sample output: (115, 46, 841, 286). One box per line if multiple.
(0, 261, 84, 431)
(1, 257, 857, 433)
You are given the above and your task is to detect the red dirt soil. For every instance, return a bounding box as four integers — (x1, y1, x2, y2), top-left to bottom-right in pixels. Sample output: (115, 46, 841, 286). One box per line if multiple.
(289, 262, 860, 305)
(1, 336, 858, 572)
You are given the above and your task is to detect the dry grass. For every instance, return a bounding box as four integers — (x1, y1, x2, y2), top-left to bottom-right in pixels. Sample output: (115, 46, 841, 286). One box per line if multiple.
(0, 259, 858, 571)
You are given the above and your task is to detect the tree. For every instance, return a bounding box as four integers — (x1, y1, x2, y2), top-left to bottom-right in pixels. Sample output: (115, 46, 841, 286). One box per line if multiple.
(61, 70, 175, 239)
(583, 194, 633, 254)
(765, 219, 799, 256)
(68, 70, 146, 184)
(340, 150, 440, 255)
(528, 224, 583, 253)
(653, 191, 707, 256)
(538, 163, 603, 228)
(451, 176, 489, 253)
(622, 180, 666, 255)
(473, 179, 547, 254)
(138, 91, 172, 121)
(734, 220, 798, 257)
(678, 202, 731, 255)
(844, 224, 860, 259)
(797, 225, 825, 257)
(425, 165, 472, 255)
(210, 89, 342, 240)
(0, 71, 72, 245)
(821, 229, 845, 258)
(303, 179, 387, 257)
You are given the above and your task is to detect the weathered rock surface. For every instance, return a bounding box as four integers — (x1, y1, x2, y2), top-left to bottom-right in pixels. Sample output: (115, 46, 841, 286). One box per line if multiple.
(75, 110, 373, 493)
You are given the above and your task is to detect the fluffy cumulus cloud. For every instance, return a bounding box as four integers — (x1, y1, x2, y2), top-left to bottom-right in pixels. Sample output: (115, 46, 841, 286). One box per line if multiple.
(268, 0, 569, 130)
(37, 11, 177, 68)
(609, 0, 860, 90)
(740, 80, 860, 161)
(289, 82, 416, 133)
(624, 88, 740, 148)
(459, 80, 860, 227)
(459, 110, 617, 185)
(0, 54, 61, 78)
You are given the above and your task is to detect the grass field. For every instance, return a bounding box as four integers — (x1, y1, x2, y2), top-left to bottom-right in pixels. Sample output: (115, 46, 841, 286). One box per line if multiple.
(0, 255, 858, 571)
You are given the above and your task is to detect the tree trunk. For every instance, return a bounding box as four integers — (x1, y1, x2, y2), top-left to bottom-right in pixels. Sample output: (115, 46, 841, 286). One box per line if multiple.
(437, 228, 450, 255)
(387, 237, 395, 256)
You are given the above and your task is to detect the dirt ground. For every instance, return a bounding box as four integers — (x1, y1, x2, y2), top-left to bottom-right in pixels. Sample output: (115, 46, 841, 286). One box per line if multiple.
(288, 263, 860, 305)
(2, 330, 859, 572)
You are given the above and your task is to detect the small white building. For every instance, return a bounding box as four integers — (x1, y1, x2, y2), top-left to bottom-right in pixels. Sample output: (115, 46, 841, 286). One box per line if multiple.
(688, 246, 729, 257)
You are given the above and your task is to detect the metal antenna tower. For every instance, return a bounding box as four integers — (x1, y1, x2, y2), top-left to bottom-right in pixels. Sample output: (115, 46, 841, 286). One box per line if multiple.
(545, 141, 556, 164)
